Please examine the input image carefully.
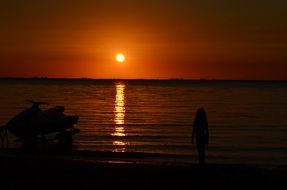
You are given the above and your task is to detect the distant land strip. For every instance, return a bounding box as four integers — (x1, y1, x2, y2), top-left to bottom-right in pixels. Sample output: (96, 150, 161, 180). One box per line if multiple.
(0, 77, 286, 83)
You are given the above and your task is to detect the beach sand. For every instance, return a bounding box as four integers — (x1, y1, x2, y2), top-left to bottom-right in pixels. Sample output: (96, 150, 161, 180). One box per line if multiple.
(0, 149, 286, 190)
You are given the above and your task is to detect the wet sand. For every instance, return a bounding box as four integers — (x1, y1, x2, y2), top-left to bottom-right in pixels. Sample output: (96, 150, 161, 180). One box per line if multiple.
(0, 149, 286, 190)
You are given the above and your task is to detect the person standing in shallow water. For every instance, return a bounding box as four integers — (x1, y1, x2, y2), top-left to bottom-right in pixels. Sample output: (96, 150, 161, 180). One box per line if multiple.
(192, 108, 209, 165)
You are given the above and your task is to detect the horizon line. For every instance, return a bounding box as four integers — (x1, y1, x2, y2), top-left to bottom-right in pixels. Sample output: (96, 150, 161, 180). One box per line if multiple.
(0, 77, 286, 82)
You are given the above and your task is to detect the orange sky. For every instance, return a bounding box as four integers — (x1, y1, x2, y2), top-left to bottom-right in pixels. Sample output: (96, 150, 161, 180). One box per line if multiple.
(1, 1, 287, 80)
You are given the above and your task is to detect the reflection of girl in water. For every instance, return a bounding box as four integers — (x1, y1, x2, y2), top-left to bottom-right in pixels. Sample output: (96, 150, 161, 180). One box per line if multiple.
(192, 108, 209, 164)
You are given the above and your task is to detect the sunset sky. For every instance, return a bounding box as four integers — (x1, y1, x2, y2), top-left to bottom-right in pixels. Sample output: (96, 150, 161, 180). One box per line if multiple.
(1, 0, 286, 80)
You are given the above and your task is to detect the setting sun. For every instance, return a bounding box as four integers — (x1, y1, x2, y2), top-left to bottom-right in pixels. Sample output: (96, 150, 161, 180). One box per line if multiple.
(116, 53, 125, 63)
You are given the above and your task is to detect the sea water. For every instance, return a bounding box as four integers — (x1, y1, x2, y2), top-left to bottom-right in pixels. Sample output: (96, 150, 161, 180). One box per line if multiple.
(0, 79, 286, 165)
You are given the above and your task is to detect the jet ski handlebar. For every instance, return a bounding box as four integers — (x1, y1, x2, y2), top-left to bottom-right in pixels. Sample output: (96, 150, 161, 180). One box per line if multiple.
(27, 100, 50, 106)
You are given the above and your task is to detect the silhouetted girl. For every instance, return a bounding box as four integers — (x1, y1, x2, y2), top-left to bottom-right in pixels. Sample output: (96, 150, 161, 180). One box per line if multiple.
(192, 108, 209, 164)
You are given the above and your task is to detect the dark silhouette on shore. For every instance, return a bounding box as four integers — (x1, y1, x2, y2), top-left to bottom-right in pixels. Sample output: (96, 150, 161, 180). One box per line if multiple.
(192, 108, 209, 164)
(0, 100, 80, 147)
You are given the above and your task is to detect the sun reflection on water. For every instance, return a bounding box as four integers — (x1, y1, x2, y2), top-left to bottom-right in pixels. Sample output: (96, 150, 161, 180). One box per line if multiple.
(112, 82, 128, 152)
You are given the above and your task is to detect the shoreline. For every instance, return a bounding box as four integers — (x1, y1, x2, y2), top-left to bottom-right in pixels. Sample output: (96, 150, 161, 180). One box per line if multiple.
(1, 148, 286, 167)
(1, 149, 287, 189)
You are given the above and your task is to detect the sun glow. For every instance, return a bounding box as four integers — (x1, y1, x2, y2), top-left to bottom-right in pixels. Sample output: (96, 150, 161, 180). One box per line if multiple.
(116, 53, 125, 63)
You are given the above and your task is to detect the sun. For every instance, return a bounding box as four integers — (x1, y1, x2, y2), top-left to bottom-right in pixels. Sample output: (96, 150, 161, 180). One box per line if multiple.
(116, 53, 125, 63)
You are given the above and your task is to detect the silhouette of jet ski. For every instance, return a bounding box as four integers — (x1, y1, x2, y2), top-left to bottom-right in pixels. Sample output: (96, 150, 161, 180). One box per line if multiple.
(4, 100, 79, 144)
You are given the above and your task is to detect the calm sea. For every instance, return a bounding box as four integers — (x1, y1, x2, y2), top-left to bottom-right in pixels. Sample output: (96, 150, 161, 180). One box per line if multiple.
(0, 79, 287, 165)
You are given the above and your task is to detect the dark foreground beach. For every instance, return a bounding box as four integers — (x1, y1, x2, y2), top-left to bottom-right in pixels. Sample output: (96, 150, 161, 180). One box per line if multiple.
(1, 149, 287, 190)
